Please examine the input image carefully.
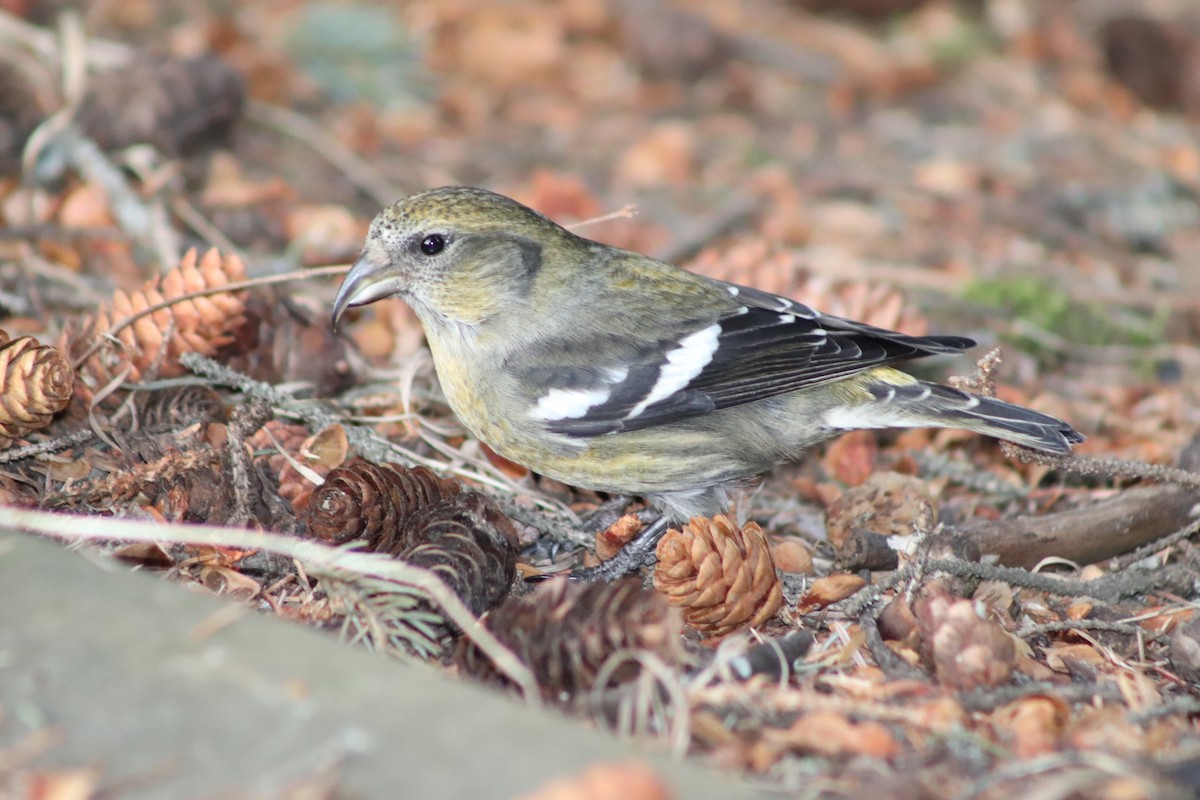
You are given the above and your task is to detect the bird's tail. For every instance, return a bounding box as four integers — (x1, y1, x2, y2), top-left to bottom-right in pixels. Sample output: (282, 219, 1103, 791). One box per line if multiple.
(830, 379, 1084, 453)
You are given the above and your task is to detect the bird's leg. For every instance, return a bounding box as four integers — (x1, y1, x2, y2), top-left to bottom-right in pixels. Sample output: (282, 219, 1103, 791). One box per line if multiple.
(570, 515, 670, 582)
(580, 495, 639, 533)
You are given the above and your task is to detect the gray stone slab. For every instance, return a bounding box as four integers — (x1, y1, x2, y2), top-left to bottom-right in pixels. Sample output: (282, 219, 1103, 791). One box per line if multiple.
(0, 531, 765, 799)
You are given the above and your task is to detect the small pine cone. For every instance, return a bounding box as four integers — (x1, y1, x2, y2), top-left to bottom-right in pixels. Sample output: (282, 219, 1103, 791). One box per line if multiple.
(303, 461, 460, 549)
(0, 333, 74, 445)
(135, 385, 227, 431)
(65, 249, 248, 396)
(654, 515, 782, 637)
(77, 53, 244, 157)
(398, 492, 519, 615)
(456, 578, 685, 698)
(915, 591, 1016, 691)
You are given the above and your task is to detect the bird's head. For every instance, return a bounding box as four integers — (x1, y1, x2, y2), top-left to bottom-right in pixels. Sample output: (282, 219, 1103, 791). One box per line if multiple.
(332, 187, 568, 332)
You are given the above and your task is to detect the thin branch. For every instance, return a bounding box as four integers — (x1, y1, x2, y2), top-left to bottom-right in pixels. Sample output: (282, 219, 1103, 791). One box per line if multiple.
(917, 556, 1168, 601)
(836, 552, 1171, 619)
(1021, 619, 1168, 643)
(564, 204, 638, 231)
(0, 429, 94, 463)
(957, 484, 1200, 569)
(1004, 446, 1200, 491)
(959, 681, 1123, 713)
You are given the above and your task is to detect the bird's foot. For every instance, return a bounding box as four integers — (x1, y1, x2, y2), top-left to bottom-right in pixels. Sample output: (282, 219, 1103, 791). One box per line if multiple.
(570, 516, 669, 582)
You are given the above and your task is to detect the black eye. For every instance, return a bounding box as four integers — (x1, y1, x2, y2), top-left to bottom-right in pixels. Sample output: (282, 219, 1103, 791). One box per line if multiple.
(419, 234, 445, 256)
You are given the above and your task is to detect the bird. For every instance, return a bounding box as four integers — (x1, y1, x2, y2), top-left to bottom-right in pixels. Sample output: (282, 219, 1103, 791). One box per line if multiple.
(332, 186, 1083, 578)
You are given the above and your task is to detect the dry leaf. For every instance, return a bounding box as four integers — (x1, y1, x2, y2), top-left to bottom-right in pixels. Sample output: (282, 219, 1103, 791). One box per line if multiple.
(57, 183, 116, 229)
(770, 539, 814, 575)
(480, 441, 531, 480)
(451, 7, 566, 88)
(795, 574, 867, 614)
(518, 761, 674, 800)
(23, 765, 102, 800)
(991, 696, 1069, 759)
(753, 710, 900, 768)
(301, 424, 350, 470)
(877, 595, 918, 641)
(199, 565, 261, 600)
(112, 541, 175, 569)
(510, 169, 602, 224)
(595, 514, 643, 561)
(286, 204, 366, 265)
(1043, 642, 1109, 675)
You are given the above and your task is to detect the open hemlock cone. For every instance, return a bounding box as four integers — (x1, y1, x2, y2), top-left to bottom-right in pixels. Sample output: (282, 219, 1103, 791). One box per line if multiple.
(456, 578, 685, 699)
(654, 515, 783, 638)
(397, 492, 519, 616)
(63, 249, 248, 405)
(77, 53, 245, 157)
(0, 331, 73, 447)
(304, 461, 461, 548)
(303, 460, 517, 617)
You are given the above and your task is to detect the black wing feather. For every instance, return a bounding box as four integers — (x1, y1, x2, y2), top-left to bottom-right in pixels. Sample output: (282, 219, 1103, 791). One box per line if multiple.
(525, 280, 974, 438)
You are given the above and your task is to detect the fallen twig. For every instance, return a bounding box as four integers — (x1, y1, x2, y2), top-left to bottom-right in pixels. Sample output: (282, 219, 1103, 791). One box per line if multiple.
(957, 484, 1200, 569)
